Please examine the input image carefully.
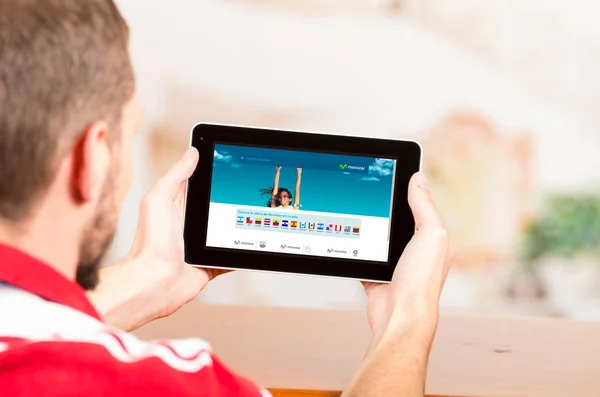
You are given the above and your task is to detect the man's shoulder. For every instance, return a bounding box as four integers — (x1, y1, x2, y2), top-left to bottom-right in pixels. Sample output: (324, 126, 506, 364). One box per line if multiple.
(0, 283, 104, 337)
(0, 282, 213, 377)
(0, 285, 270, 396)
(0, 331, 269, 397)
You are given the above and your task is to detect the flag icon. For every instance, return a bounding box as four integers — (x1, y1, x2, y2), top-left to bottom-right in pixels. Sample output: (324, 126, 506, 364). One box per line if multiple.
(299, 222, 307, 229)
(317, 223, 324, 231)
(335, 224, 343, 232)
(237, 216, 244, 224)
(255, 217, 262, 225)
(353, 226, 360, 233)
(290, 220, 298, 228)
(344, 225, 351, 233)
(246, 217, 253, 224)
(273, 219, 280, 227)
(326, 224, 332, 231)
(264, 218, 271, 226)
(308, 222, 316, 229)
(282, 220, 289, 227)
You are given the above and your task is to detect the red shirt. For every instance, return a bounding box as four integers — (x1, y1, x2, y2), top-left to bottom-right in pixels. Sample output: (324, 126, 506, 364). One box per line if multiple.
(0, 244, 270, 397)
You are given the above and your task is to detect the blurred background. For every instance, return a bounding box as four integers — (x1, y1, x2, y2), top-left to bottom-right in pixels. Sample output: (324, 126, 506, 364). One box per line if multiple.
(109, 0, 600, 320)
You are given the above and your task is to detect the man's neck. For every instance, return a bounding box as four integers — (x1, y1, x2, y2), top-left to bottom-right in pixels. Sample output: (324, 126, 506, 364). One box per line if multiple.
(0, 216, 79, 282)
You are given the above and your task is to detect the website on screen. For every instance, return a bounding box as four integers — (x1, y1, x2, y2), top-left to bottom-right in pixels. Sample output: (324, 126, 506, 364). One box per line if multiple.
(205, 143, 396, 262)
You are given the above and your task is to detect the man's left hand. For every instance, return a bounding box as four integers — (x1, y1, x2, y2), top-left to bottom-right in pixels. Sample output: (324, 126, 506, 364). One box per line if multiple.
(130, 146, 229, 316)
(89, 147, 229, 331)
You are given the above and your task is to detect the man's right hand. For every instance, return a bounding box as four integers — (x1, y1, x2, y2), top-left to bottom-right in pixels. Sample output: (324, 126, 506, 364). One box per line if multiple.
(345, 172, 453, 397)
(364, 171, 452, 340)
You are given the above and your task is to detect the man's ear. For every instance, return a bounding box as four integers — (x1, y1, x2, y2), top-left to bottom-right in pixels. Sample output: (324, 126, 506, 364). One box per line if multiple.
(71, 121, 111, 203)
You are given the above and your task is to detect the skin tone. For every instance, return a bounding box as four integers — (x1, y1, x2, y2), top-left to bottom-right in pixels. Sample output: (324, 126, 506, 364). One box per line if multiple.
(0, 95, 227, 331)
(345, 173, 452, 396)
(87, 146, 229, 330)
(271, 166, 302, 209)
(271, 166, 282, 208)
(294, 168, 301, 209)
(0, 92, 452, 394)
(91, 161, 452, 395)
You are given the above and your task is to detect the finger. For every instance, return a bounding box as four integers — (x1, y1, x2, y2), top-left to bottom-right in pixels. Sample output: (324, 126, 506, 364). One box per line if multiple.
(155, 147, 199, 200)
(175, 181, 187, 224)
(361, 280, 384, 295)
(190, 266, 233, 285)
(442, 241, 455, 281)
(408, 172, 443, 231)
(207, 268, 233, 279)
(361, 280, 373, 294)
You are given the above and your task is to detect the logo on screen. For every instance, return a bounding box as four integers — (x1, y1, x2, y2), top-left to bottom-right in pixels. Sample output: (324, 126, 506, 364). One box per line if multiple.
(237, 216, 244, 224)
(339, 164, 366, 171)
(282, 220, 289, 227)
(234, 240, 254, 247)
(264, 218, 271, 226)
(327, 248, 348, 254)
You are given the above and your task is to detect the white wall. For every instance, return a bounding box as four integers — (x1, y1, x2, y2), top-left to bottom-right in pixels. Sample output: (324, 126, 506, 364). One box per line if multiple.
(111, 0, 600, 313)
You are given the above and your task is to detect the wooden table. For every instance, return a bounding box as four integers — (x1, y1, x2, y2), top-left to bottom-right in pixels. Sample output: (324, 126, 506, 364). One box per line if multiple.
(134, 303, 600, 397)
(267, 390, 450, 396)
(268, 390, 341, 397)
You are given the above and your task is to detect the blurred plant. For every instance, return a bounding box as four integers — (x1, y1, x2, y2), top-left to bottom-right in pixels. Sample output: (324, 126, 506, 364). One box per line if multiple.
(520, 194, 600, 268)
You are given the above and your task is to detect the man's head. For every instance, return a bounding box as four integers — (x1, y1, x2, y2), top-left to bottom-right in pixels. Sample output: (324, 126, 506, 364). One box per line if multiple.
(0, 0, 140, 289)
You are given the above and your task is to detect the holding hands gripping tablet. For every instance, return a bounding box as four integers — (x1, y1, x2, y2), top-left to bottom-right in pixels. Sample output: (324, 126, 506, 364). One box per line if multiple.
(184, 123, 422, 282)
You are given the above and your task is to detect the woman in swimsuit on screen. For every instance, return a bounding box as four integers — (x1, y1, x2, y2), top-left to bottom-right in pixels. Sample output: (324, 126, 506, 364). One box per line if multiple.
(259, 166, 302, 210)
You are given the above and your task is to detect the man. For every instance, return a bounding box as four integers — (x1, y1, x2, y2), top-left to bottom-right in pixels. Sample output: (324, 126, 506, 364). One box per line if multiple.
(0, 1, 452, 396)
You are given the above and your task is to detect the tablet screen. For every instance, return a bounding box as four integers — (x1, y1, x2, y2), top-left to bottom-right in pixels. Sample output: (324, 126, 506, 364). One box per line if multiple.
(205, 143, 397, 262)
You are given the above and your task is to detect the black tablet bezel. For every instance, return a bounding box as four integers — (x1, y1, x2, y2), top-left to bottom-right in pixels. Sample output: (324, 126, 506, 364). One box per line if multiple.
(183, 123, 422, 282)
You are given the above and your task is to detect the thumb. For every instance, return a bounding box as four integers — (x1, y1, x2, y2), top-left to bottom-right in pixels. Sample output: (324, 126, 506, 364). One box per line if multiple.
(154, 147, 199, 200)
(408, 172, 442, 232)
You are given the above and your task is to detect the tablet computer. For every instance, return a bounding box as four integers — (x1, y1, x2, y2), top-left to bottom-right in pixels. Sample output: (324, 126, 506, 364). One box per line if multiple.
(183, 123, 422, 282)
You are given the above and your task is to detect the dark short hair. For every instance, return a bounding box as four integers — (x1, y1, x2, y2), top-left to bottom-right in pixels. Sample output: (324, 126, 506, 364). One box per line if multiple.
(0, 0, 135, 221)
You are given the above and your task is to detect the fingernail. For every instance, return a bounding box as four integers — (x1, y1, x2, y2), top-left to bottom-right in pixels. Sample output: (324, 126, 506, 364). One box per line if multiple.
(416, 172, 429, 190)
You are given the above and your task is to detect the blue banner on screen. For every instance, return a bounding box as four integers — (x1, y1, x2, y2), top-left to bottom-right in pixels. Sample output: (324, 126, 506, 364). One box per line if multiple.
(234, 147, 372, 174)
(210, 144, 396, 218)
